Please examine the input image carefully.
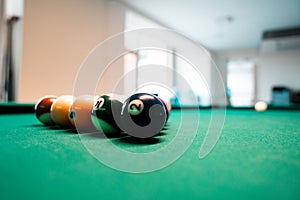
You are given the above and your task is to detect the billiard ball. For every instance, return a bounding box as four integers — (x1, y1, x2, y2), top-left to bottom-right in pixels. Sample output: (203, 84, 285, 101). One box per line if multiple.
(255, 101, 268, 112)
(68, 95, 97, 132)
(120, 93, 167, 138)
(50, 95, 74, 127)
(35, 95, 57, 125)
(91, 94, 123, 134)
(158, 97, 172, 122)
(161, 98, 172, 114)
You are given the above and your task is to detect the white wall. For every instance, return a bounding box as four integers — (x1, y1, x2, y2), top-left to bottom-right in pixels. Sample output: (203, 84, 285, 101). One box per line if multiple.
(19, 0, 109, 102)
(210, 53, 228, 106)
(258, 50, 300, 102)
(18, 0, 142, 102)
(96, 1, 126, 95)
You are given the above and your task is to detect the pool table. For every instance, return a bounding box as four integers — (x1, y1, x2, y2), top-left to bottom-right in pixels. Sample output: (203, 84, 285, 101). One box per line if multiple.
(0, 103, 300, 200)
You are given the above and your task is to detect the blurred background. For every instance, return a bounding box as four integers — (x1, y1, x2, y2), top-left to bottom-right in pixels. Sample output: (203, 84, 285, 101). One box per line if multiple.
(1, 0, 300, 107)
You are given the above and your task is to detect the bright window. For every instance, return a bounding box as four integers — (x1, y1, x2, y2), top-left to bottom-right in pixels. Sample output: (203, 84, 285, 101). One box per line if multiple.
(227, 60, 255, 106)
(124, 10, 211, 106)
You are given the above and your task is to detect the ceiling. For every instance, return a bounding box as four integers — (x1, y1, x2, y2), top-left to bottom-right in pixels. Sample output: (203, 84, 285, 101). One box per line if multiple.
(118, 0, 300, 51)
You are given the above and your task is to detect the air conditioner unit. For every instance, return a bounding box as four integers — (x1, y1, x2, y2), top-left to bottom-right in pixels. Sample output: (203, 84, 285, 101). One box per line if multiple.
(260, 27, 300, 53)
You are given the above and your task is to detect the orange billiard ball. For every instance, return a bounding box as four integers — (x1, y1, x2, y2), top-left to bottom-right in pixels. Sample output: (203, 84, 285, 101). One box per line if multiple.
(50, 95, 74, 127)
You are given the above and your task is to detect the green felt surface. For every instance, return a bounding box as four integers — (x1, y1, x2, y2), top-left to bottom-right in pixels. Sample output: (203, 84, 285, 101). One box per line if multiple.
(0, 109, 300, 200)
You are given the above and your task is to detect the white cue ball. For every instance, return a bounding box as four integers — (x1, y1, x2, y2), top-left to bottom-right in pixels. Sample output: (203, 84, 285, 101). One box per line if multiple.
(254, 101, 268, 112)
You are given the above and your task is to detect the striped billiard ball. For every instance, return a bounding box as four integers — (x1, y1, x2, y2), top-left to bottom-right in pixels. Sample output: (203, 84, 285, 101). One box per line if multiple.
(91, 94, 123, 135)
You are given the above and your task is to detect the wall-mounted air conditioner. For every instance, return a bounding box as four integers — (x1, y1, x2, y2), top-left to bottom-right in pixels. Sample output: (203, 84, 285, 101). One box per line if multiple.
(260, 27, 300, 53)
